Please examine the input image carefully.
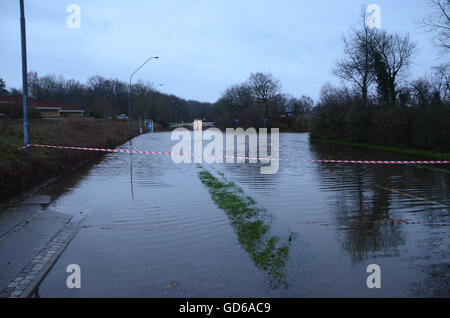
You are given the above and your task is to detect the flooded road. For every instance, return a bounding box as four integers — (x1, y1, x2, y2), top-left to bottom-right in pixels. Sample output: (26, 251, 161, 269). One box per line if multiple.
(34, 132, 449, 297)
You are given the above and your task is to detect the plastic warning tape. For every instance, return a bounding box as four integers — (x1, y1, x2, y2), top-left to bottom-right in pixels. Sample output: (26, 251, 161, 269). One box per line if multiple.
(20, 144, 450, 164)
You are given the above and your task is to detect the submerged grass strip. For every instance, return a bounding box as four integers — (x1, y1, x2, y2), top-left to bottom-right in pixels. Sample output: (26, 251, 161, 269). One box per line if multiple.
(198, 168, 295, 288)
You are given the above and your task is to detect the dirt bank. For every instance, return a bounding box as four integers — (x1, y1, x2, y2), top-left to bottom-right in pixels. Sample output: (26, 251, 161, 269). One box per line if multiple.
(0, 118, 139, 204)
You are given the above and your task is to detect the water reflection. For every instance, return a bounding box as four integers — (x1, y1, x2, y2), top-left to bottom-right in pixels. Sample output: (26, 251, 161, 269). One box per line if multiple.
(215, 133, 449, 296)
(309, 160, 406, 262)
(310, 139, 450, 296)
(38, 155, 106, 205)
(128, 140, 134, 201)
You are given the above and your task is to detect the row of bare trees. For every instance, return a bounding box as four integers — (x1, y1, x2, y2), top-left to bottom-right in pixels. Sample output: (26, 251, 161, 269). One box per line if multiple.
(0, 72, 211, 127)
(332, 8, 418, 106)
(311, 2, 450, 152)
(333, 2, 449, 106)
(211, 72, 313, 130)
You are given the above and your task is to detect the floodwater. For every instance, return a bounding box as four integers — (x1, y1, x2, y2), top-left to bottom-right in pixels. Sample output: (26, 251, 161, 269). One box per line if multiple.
(33, 132, 449, 297)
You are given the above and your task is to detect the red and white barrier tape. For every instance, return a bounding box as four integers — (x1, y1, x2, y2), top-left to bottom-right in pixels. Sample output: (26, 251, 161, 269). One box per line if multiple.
(20, 144, 450, 164)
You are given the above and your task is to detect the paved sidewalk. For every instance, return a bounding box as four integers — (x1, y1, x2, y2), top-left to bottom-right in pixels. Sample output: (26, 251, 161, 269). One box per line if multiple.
(0, 195, 85, 298)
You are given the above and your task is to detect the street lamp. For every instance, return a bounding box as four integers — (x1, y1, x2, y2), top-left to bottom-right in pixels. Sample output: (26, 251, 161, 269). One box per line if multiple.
(128, 56, 159, 134)
(19, 0, 30, 155)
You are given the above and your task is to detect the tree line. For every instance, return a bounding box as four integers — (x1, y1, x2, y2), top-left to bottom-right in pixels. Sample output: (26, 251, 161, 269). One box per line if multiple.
(310, 2, 450, 152)
(0, 72, 211, 128)
(1, 70, 314, 132)
(210, 72, 313, 131)
(1, 1, 447, 146)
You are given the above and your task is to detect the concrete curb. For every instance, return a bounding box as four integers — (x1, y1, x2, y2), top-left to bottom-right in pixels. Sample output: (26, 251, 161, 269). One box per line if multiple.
(0, 213, 88, 298)
(20, 214, 88, 298)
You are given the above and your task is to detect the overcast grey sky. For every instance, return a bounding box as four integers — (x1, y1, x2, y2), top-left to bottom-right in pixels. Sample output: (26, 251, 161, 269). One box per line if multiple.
(0, 0, 442, 103)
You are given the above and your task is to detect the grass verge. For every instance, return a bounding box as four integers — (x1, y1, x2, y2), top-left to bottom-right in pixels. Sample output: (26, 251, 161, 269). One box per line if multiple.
(0, 118, 139, 204)
(198, 168, 295, 288)
(311, 138, 450, 161)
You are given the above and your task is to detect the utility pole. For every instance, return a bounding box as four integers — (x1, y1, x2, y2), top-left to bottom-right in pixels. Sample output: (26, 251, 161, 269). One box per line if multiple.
(20, 0, 30, 154)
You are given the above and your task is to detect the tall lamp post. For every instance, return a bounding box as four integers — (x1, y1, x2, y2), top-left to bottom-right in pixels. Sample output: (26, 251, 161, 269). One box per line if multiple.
(128, 56, 159, 134)
(20, 0, 30, 154)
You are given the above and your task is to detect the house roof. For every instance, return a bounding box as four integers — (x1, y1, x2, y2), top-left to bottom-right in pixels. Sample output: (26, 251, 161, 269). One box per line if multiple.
(43, 100, 84, 112)
(59, 108, 85, 113)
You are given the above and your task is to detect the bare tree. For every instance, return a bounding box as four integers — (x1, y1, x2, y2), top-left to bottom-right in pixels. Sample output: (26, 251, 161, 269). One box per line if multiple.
(247, 72, 280, 115)
(422, 0, 450, 55)
(333, 7, 376, 105)
(370, 30, 417, 105)
(431, 63, 450, 101)
(222, 83, 253, 108)
(410, 77, 434, 105)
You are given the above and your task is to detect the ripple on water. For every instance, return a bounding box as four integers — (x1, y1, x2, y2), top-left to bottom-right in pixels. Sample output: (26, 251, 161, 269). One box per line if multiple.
(35, 132, 450, 297)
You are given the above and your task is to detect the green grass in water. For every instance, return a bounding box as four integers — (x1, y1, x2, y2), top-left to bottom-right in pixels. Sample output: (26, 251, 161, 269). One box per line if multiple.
(198, 169, 295, 288)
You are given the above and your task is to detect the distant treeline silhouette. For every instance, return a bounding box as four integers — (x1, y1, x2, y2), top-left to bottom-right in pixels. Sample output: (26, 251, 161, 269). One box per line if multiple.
(0, 71, 314, 131)
(210, 72, 313, 131)
(0, 72, 211, 128)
